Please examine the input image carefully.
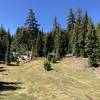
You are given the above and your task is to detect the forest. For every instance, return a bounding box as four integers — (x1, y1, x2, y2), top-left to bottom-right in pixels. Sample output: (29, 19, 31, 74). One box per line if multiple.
(0, 8, 100, 67)
(0, 8, 100, 100)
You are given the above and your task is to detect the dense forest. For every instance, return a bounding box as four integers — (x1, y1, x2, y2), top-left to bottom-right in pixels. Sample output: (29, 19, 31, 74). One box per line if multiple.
(0, 8, 100, 67)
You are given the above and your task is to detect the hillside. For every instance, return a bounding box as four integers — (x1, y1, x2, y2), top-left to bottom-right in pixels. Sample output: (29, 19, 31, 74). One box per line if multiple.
(0, 57, 100, 100)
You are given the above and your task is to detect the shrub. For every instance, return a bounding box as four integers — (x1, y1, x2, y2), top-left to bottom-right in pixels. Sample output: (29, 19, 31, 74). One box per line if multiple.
(44, 61, 52, 71)
(51, 56, 56, 63)
(16, 59, 20, 66)
(47, 53, 52, 62)
(47, 53, 56, 63)
(88, 54, 98, 67)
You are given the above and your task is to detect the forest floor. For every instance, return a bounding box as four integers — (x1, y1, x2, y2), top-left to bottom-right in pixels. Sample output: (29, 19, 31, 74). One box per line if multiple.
(0, 56, 100, 100)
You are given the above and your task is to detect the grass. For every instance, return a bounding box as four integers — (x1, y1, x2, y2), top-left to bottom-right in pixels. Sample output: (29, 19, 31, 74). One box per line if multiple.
(0, 57, 100, 100)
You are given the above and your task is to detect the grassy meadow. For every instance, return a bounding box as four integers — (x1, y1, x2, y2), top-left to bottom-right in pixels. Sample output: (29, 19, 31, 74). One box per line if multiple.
(0, 57, 100, 100)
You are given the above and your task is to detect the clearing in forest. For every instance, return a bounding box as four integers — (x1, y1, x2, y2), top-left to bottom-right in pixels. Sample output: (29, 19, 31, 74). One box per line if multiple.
(0, 57, 100, 100)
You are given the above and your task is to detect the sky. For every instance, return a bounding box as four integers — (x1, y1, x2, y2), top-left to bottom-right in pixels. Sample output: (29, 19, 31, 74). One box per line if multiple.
(0, 0, 100, 34)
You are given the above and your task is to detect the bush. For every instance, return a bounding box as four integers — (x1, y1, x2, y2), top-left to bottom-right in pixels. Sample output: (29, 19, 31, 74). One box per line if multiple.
(47, 53, 56, 63)
(47, 53, 52, 62)
(51, 56, 56, 63)
(88, 55, 98, 67)
(44, 61, 52, 71)
(16, 59, 20, 66)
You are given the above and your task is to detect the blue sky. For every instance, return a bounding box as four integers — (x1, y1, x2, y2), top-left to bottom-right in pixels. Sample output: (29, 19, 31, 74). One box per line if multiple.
(0, 0, 100, 34)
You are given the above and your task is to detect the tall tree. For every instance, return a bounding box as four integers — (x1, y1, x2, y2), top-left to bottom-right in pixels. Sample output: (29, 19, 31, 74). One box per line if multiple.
(67, 9, 75, 53)
(81, 11, 89, 56)
(96, 23, 100, 60)
(72, 8, 83, 56)
(5, 30, 11, 65)
(0, 26, 8, 61)
(96, 23, 100, 42)
(54, 27, 68, 59)
(45, 32, 54, 55)
(25, 9, 40, 44)
(36, 31, 44, 57)
(85, 18, 98, 67)
(52, 17, 60, 52)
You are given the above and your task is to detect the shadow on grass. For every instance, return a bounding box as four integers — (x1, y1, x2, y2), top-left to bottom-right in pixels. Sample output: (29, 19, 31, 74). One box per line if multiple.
(0, 94, 7, 99)
(47, 68, 54, 71)
(0, 82, 23, 99)
(0, 82, 22, 91)
(8, 64, 17, 66)
(0, 67, 7, 72)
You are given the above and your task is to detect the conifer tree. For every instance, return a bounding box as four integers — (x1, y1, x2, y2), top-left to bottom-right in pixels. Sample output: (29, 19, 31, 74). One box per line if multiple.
(36, 31, 44, 57)
(5, 30, 11, 65)
(25, 9, 40, 44)
(25, 9, 39, 30)
(72, 8, 82, 56)
(85, 18, 98, 67)
(0, 26, 8, 61)
(45, 32, 54, 55)
(67, 9, 75, 53)
(54, 28, 61, 59)
(54, 28, 67, 59)
(52, 17, 58, 38)
(81, 11, 89, 56)
(96, 23, 100, 60)
(52, 17, 60, 52)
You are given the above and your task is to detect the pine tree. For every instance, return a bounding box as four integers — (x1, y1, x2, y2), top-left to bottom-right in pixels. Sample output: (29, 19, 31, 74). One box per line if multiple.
(0, 26, 8, 61)
(45, 32, 54, 56)
(25, 9, 40, 44)
(72, 8, 82, 57)
(85, 18, 98, 67)
(52, 17, 58, 38)
(96, 23, 100, 60)
(81, 11, 89, 56)
(5, 30, 11, 65)
(52, 17, 60, 52)
(54, 28, 67, 59)
(32, 45, 37, 56)
(36, 31, 44, 57)
(67, 8, 75, 31)
(67, 9, 75, 53)
(25, 9, 39, 30)
(54, 28, 61, 59)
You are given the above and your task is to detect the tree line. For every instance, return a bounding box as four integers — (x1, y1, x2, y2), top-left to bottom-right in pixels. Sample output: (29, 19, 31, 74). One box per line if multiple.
(0, 8, 100, 66)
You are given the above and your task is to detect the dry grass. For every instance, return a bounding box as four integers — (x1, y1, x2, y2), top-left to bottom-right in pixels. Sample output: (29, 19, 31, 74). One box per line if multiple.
(0, 57, 100, 100)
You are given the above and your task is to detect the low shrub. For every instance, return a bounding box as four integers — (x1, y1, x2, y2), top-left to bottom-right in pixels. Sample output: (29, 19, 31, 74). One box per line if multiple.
(44, 61, 52, 71)
(47, 53, 52, 62)
(47, 53, 56, 63)
(51, 56, 56, 63)
(16, 59, 20, 66)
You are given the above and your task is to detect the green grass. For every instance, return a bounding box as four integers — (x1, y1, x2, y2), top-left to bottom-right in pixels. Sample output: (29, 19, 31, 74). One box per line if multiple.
(0, 57, 100, 100)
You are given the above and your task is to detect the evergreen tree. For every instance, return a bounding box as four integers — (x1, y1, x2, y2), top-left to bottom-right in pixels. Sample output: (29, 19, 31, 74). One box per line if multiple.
(72, 8, 83, 56)
(67, 9, 75, 53)
(96, 23, 100, 60)
(45, 32, 54, 55)
(54, 28, 68, 59)
(81, 11, 89, 56)
(67, 8, 75, 31)
(32, 45, 37, 56)
(25, 9, 40, 44)
(52, 17, 60, 52)
(85, 18, 98, 67)
(52, 17, 59, 38)
(5, 30, 11, 65)
(0, 26, 8, 61)
(36, 31, 44, 57)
